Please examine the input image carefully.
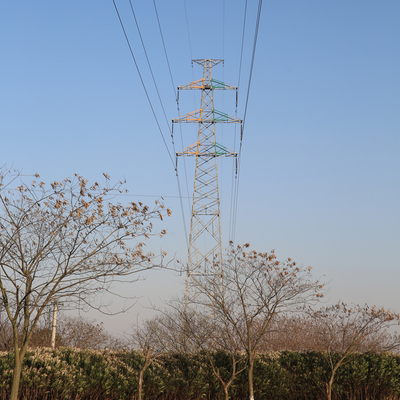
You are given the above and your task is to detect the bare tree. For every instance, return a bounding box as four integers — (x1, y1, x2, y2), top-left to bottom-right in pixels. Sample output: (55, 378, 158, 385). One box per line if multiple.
(0, 168, 170, 400)
(143, 305, 198, 354)
(256, 314, 324, 352)
(57, 315, 124, 350)
(307, 302, 400, 400)
(129, 318, 167, 400)
(153, 301, 247, 400)
(256, 313, 400, 353)
(191, 243, 324, 400)
(181, 306, 246, 400)
(0, 303, 56, 350)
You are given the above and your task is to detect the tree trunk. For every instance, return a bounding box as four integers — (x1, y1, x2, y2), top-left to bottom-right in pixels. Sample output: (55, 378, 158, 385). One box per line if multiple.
(326, 381, 331, 400)
(210, 356, 238, 400)
(138, 348, 152, 400)
(327, 359, 341, 400)
(223, 385, 229, 400)
(10, 355, 22, 400)
(248, 357, 254, 400)
(326, 375, 335, 400)
(138, 369, 144, 400)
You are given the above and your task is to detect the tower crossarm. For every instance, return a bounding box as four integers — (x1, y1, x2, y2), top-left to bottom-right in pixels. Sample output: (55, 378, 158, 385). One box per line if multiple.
(172, 109, 242, 124)
(178, 78, 237, 91)
(176, 142, 237, 158)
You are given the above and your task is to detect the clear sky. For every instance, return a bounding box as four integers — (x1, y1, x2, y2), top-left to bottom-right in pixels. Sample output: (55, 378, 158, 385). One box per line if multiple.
(1, 1, 399, 335)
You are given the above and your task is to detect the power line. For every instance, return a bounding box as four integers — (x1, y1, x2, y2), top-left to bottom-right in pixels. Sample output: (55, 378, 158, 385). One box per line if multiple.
(176, 99, 192, 214)
(153, 0, 177, 99)
(4, 188, 191, 199)
(111, 0, 175, 169)
(242, 0, 262, 133)
(129, 0, 190, 250)
(222, 0, 226, 61)
(229, 0, 248, 241)
(220, 0, 226, 201)
(112, 0, 189, 249)
(182, 0, 196, 110)
(107, 193, 191, 199)
(152, 0, 192, 215)
(183, 0, 197, 212)
(183, 0, 193, 60)
(150, 0, 191, 249)
(175, 170, 190, 250)
(237, 0, 248, 93)
(128, 0, 172, 136)
(231, 0, 263, 243)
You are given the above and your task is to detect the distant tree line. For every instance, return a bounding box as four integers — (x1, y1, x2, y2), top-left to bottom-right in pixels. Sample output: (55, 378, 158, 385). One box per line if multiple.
(0, 314, 124, 351)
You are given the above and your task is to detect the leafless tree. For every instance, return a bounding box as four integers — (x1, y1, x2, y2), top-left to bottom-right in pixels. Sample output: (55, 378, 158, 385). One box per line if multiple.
(181, 306, 246, 400)
(256, 314, 324, 352)
(57, 315, 124, 350)
(1, 311, 123, 350)
(307, 302, 400, 400)
(129, 318, 167, 400)
(153, 301, 247, 400)
(0, 304, 55, 350)
(0, 168, 170, 400)
(256, 313, 400, 354)
(142, 303, 199, 354)
(191, 243, 324, 400)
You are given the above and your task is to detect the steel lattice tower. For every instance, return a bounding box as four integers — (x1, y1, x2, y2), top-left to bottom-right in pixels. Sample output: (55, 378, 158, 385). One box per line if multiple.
(173, 59, 242, 300)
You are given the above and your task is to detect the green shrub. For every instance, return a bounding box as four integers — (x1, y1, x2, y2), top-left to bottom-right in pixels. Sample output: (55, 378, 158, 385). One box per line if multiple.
(0, 349, 399, 399)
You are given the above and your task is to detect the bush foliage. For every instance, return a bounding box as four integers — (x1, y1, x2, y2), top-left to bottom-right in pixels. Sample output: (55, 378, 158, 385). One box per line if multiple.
(0, 348, 399, 399)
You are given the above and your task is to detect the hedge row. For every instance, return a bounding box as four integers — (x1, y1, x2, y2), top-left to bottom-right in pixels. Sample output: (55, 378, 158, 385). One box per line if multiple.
(0, 349, 399, 399)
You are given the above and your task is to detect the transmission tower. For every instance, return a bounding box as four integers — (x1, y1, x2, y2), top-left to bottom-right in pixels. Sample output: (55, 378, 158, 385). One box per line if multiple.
(173, 59, 242, 300)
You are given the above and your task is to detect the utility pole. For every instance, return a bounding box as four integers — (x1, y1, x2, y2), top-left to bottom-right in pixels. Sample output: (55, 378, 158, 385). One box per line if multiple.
(51, 299, 58, 349)
(173, 59, 242, 302)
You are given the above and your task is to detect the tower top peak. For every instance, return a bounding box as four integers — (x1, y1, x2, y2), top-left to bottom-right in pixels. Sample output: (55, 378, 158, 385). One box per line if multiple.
(192, 59, 224, 67)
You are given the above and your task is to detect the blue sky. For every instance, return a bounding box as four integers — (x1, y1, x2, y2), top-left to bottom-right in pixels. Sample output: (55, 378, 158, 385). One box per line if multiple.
(1, 1, 399, 334)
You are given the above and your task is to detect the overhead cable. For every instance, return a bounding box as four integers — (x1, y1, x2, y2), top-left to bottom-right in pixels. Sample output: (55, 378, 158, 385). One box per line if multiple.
(150, 0, 190, 248)
(112, 0, 189, 249)
(232, 0, 263, 243)
(111, 0, 175, 169)
(128, 0, 173, 136)
(153, 0, 177, 99)
(153, 0, 191, 213)
(229, 0, 248, 241)
(183, 0, 193, 60)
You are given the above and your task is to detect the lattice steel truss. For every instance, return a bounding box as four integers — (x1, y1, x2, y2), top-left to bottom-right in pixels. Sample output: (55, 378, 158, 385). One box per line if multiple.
(173, 59, 242, 299)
